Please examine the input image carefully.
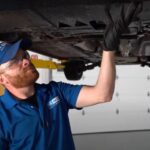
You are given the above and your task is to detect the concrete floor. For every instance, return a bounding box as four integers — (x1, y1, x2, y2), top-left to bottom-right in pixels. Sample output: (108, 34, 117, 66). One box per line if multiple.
(73, 130, 150, 150)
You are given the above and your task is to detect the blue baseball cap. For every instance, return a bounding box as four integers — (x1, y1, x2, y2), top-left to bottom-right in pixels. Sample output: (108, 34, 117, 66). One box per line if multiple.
(0, 38, 32, 65)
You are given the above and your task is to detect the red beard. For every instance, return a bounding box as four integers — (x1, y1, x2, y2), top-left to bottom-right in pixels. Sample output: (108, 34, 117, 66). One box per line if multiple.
(5, 65, 39, 88)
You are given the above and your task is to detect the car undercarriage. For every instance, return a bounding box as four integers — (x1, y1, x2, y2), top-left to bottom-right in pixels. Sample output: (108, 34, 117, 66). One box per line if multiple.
(0, 0, 150, 79)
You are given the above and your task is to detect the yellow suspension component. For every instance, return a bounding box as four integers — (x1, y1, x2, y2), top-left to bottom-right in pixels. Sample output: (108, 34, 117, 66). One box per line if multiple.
(31, 59, 65, 69)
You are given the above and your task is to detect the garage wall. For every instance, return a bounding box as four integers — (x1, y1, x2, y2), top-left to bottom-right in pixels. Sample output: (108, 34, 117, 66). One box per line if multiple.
(53, 65, 150, 133)
(53, 65, 150, 150)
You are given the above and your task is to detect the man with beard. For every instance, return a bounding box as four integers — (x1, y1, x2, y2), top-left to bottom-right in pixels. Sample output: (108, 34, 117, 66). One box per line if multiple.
(0, 40, 115, 150)
(0, 1, 142, 150)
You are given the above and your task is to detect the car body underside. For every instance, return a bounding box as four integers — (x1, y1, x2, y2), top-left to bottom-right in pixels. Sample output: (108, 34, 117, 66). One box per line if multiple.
(0, 0, 150, 79)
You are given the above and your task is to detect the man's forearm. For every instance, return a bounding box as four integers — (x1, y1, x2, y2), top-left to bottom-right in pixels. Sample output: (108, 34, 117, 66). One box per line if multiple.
(95, 51, 116, 101)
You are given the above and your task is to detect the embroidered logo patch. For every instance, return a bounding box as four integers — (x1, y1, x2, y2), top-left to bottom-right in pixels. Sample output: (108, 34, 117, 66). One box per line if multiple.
(48, 96, 60, 109)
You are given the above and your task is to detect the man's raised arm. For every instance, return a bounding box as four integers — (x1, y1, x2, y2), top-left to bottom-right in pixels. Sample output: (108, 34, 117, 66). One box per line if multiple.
(76, 1, 142, 108)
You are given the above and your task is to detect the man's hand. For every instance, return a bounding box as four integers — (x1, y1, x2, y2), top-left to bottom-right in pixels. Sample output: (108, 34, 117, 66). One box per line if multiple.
(104, 1, 143, 51)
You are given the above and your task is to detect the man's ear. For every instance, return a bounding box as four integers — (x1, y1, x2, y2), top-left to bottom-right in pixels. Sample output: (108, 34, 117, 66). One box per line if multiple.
(0, 75, 9, 86)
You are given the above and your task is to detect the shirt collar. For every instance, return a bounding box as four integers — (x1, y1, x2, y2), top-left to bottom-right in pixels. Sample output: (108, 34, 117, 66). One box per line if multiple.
(1, 89, 20, 109)
(0, 83, 45, 109)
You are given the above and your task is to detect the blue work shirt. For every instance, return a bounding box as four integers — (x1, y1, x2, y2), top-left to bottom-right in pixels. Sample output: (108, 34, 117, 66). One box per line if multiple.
(0, 81, 82, 150)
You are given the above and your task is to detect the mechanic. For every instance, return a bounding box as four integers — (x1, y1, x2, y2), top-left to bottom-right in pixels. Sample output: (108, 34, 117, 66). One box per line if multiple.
(0, 2, 141, 150)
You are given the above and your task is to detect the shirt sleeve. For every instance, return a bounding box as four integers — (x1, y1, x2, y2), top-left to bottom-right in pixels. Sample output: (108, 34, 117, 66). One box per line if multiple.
(50, 81, 83, 109)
